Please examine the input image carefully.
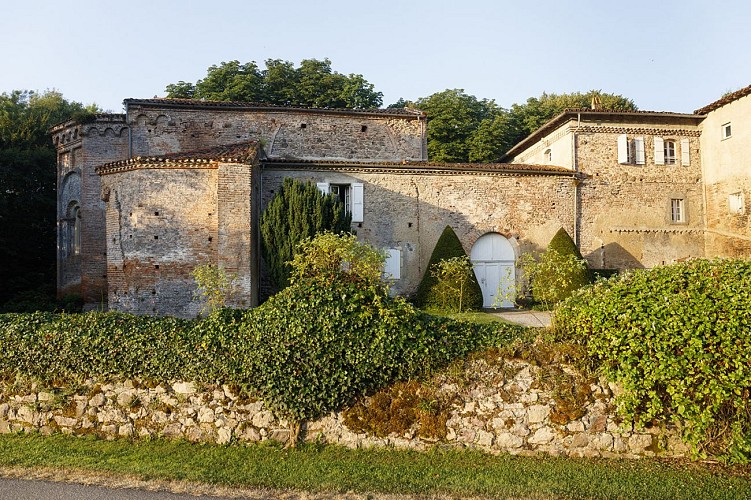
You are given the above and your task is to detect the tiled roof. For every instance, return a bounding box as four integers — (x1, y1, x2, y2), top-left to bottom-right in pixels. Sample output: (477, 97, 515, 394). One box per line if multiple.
(124, 98, 425, 118)
(263, 158, 573, 175)
(694, 83, 751, 115)
(96, 142, 259, 174)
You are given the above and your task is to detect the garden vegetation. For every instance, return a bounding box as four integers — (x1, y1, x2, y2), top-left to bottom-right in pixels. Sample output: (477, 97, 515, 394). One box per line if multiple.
(554, 258, 751, 463)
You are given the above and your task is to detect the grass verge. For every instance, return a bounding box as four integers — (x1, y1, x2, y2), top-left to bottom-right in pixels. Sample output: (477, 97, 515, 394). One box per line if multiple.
(0, 433, 749, 499)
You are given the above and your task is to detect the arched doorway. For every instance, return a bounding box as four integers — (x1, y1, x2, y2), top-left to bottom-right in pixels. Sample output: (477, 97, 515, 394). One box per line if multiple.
(470, 233, 516, 308)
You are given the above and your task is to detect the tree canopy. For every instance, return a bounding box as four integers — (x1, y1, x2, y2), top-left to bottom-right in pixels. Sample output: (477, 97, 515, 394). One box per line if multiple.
(0, 90, 97, 309)
(165, 58, 384, 109)
(401, 89, 637, 163)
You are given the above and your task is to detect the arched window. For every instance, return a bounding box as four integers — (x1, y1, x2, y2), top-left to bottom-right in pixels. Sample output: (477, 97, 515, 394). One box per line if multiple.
(664, 140, 676, 165)
(544, 149, 552, 163)
(73, 206, 81, 255)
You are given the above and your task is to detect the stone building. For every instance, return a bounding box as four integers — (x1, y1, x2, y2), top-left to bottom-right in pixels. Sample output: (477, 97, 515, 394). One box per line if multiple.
(51, 85, 751, 316)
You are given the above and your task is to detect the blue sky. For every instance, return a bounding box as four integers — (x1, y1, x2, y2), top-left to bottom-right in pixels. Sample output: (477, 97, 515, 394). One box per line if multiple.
(2, 0, 750, 114)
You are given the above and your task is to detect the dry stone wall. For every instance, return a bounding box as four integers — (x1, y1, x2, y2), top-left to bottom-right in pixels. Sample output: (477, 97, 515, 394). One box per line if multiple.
(0, 358, 687, 459)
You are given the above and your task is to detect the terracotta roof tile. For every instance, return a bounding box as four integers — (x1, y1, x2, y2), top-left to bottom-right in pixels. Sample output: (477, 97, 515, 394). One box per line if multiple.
(694, 83, 751, 115)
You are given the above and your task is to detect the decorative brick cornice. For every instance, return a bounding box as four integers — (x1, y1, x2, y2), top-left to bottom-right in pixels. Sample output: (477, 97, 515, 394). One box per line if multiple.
(609, 227, 703, 234)
(576, 126, 701, 137)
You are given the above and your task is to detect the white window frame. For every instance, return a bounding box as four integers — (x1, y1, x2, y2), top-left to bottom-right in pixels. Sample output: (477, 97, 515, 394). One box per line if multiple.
(664, 140, 676, 165)
(670, 198, 685, 224)
(634, 137, 645, 165)
(729, 192, 745, 214)
(722, 122, 732, 140)
(654, 137, 665, 165)
(316, 181, 364, 223)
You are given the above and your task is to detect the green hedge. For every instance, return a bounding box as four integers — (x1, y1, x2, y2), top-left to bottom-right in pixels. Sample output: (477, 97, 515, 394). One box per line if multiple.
(554, 259, 751, 462)
(0, 290, 521, 424)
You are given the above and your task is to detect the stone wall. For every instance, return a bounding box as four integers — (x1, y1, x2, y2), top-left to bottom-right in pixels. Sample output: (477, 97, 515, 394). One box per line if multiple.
(0, 357, 687, 459)
(125, 101, 426, 162)
(262, 165, 577, 298)
(575, 130, 705, 269)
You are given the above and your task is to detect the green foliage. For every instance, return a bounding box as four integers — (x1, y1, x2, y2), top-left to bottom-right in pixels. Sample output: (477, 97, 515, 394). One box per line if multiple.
(414, 89, 499, 162)
(428, 256, 482, 313)
(260, 178, 351, 290)
(522, 228, 591, 308)
(165, 58, 383, 109)
(0, 90, 99, 308)
(554, 259, 751, 462)
(0, 233, 523, 429)
(415, 226, 482, 310)
(192, 263, 237, 315)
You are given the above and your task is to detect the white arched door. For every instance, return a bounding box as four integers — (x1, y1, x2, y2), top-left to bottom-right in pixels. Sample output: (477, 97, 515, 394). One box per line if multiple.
(470, 233, 515, 308)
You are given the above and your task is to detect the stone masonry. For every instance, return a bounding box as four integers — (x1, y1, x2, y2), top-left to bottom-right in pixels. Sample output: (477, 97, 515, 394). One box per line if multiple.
(0, 357, 688, 459)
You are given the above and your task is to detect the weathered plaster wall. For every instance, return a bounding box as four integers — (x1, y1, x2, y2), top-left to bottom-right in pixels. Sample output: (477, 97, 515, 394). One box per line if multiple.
(509, 122, 575, 169)
(262, 166, 577, 297)
(0, 358, 687, 459)
(700, 94, 751, 257)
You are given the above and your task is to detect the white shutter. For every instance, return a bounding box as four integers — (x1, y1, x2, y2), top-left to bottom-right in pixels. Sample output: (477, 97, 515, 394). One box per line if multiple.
(316, 182, 330, 195)
(617, 134, 629, 164)
(654, 137, 665, 165)
(681, 138, 690, 166)
(351, 182, 364, 223)
(383, 248, 401, 280)
(634, 137, 645, 165)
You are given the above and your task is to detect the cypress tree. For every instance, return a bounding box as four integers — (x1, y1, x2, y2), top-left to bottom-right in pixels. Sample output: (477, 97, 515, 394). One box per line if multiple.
(260, 178, 351, 290)
(415, 225, 482, 310)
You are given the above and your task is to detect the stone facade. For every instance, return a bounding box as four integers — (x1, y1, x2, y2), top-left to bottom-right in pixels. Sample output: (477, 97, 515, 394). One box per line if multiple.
(0, 357, 688, 459)
(52, 86, 751, 315)
(505, 111, 706, 269)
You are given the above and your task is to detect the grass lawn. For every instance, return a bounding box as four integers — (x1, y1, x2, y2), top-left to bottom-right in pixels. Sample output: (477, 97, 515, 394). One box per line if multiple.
(0, 433, 749, 499)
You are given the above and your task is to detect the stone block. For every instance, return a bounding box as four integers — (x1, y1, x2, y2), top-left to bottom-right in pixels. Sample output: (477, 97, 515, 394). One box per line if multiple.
(527, 405, 550, 424)
(528, 426, 556, 445)
(495, 432, 524, 449)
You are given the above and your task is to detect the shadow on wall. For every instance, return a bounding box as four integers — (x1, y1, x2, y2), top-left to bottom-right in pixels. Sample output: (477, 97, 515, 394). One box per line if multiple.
(258, 171, 576, 304)
(586, 242, 644, 271)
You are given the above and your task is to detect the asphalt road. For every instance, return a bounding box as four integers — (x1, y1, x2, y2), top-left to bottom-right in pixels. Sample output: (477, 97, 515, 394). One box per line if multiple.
(0, 477, 231, 500)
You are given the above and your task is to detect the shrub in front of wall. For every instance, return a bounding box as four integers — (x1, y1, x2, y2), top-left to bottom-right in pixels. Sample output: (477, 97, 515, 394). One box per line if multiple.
(524, 228, 591, 308)
(553, 258, 751, 463)
(415, 225, 482, 311)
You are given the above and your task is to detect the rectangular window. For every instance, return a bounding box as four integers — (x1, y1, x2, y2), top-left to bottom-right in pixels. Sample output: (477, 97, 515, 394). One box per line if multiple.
(671, 198, 685, 223)
(317, 181, 364, 223)
(722, 122, 732, 140)
(729, 192, 745, 214)
(664, 140, 676, 165)
(634, 137, 645, 165)
(383, 248, 401, 280)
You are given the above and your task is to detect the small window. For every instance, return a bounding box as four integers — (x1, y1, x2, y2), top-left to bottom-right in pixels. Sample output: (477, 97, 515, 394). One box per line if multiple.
(664, 140, 676, 165)
(722, 123, 732, 140)
(330, 184, 352, 214)
(670, 199, 685, 223)
(72, 206, 82, 255)
(544, 149, 552, 163)
(729, 192, 745, 214)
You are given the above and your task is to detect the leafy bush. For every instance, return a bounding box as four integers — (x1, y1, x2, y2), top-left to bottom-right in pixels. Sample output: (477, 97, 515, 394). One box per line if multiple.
(192, 263, 238, 315)
(260, 178, 351, 291)
(0, 232, 524, 438)
(523, 228, 591, 307)
(554, 259, 751, 462)
(415, 226, 482, 310)
(428, 256, 482, 313)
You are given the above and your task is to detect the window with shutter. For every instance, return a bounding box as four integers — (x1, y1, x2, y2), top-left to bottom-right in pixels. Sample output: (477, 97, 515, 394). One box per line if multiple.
(383, 248, 401, 280)
(634, 137, 645, 165)
(654, 137, 665, 165)
(681, 138, 690, 166)
(664, 140, 676, 165)
(351, 183, 364, 223)
(617, 134, 629, 164)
